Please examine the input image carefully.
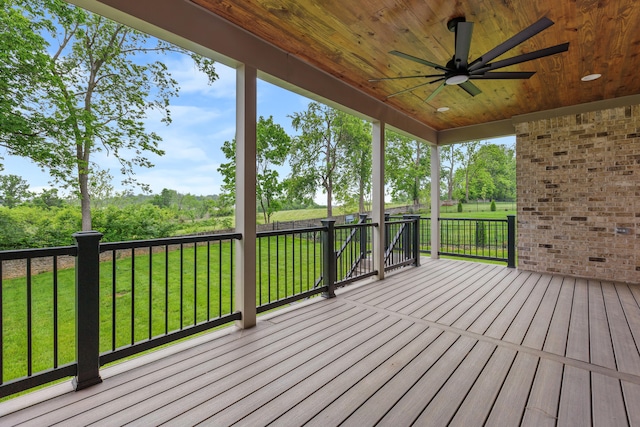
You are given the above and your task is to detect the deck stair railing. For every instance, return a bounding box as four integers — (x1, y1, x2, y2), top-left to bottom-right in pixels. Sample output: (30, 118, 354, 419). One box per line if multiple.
(336, 214, 372, 282)
(384, 215, 421, 271)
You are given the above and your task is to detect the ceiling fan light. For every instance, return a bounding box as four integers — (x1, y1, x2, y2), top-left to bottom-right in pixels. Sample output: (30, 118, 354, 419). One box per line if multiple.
(581, 73, 602, 82)
(445, 74, 469, 85)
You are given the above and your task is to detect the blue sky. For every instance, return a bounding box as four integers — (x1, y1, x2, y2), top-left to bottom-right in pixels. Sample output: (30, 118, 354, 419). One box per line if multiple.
(2, 52, 312, 197)
(2, 48, 514, 198)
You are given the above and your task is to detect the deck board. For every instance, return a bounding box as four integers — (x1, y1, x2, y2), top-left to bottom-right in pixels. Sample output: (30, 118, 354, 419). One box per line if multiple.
(448, 346, 517, 426)
(591, 372, 628, 427)
(485, 352, 539, 426)
(501, 274, 552, 345)
(521, 358, 563, 426)
(521, 275, 563, 349)
(272, 326, 443, 426)
(542, 276, 574, 356)
(372, 335, 478, 426)
(481, 272, 541, 339)
(557, 365, 591, 426)
(411, 340, 496, 426)
(1, 259, 639, 427)
(589, 280, 617, 369)
(565, 278, 590, 362)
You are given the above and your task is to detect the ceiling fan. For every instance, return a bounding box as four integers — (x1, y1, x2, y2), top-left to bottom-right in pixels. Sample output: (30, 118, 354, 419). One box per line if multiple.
(372, 16, 569, 102)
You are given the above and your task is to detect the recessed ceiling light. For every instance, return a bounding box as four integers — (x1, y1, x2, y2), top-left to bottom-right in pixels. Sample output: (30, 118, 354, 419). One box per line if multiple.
(581, 73, 602, 82)
(437, 107, 450, 112)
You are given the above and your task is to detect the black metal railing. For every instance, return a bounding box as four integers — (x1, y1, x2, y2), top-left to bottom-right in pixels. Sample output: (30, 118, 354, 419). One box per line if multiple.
(412, 215, 515, 266)
(255, 226, 325, 313)
(256, 217, 380, 311)
(0, 232, 242, 398)
(384, 215, 421, 271)
(1, 212, 473, 398)
(0, 245, 78, 398)
(98, 233, 242, 367)
(334, 216, 377, 286)
(438, 217, 515, 266)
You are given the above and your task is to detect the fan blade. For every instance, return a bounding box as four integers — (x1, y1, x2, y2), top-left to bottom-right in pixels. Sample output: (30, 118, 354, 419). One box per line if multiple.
(470, 71, 535, 79)
(369, 73, 444, 82)
(454, 21, 474, 69)
(389, 50, 449, 72)
(425, 82, 446, 102)
(468, 17, 554, 72)
(459, 81, 482, 97)
(386, 81, 433, 99)
(471, 43, 569, 74)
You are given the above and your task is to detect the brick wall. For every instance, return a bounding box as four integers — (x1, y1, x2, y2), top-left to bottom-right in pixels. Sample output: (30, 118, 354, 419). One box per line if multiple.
(516, 105, 640, 284)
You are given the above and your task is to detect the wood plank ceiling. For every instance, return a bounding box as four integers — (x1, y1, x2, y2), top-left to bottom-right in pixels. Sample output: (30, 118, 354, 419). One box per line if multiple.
(191, 0, 640, 132)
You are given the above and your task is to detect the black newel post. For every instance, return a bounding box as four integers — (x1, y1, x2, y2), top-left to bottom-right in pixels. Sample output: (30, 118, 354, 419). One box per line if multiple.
(359, 214, 368, 262)
(73, 231, 103, 391)
(384, 213, 390, 252)
(402, 215, 412, 261)
(507, 215, 516, 268)
(412, 215, 421, 266)
(321, 219, 336, 298)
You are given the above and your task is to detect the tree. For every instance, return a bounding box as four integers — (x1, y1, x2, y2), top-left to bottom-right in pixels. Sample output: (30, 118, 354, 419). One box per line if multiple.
(385, 131, 430, 206)
(440, 145, 459, 202)
(29, 188, 65, 209)
(457, 141, 482, 203)
(0, 0, 218, 230)
(289, 103, 367, 218)
(0, 174, 31, 207)
(333, 115, 372, 213)
(476, 143, 516, 200)
(218, 116, 291, 223)
(89, 169, 114, 208)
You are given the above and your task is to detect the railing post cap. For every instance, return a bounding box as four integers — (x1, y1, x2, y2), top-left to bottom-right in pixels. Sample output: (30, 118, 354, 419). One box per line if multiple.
(72, 230, 104, 240)
(320, 218, 336, 225)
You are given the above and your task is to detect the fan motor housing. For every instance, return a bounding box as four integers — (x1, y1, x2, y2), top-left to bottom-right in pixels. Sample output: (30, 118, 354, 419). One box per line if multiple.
(447, 17, 466, 32)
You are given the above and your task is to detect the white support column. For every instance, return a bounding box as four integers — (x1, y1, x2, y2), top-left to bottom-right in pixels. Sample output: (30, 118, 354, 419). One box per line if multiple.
(235, 64, 257, 328)
(430, 144, 440, 260)
(372, 121, 385, 280)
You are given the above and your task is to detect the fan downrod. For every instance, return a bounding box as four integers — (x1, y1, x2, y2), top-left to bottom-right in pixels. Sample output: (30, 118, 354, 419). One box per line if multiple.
(447, 17, 466, 32)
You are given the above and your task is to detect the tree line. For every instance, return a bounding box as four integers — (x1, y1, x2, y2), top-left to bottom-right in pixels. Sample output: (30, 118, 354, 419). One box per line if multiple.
(1, 0, 516, 250)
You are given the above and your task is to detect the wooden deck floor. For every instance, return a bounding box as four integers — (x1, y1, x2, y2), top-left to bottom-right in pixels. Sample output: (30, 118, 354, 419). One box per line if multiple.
(2, 258, 640, 426)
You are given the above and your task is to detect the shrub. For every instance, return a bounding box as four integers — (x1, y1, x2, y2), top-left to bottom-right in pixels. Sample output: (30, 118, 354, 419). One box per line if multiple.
(457, 201, 463, 213)
(93, 205, 177, 242)
(490, 200, 496, 211)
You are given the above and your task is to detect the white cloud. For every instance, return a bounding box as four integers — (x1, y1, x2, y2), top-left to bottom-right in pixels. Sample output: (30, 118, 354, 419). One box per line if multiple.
(133, 163, 223, 195)
(166, 56, 236, 100)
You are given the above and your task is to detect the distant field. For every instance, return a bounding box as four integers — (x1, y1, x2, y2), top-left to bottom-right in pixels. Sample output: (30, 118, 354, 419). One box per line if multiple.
(173, 201, 516, 235)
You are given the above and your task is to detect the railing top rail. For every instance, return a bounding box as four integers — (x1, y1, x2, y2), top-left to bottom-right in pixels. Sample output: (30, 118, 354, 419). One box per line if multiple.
(385, 218, 416, 224)
(100, 232, 242, 252)
(257, 226, 325, 238)
(438, 217, 508, 222)
(335, 221, 378, 230)
(0, 245, 77, 260)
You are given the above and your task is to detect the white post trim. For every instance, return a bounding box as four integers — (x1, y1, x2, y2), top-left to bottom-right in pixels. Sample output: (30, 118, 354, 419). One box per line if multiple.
(372, 121, 385, 279)
(430, 144, 440, 259)
(235, 64, 257, 328)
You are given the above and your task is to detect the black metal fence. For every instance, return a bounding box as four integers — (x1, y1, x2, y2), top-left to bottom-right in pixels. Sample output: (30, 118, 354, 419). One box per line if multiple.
(416, 215, 516, 266)
(255, 226, 325, 313)
(384, 215, 421, 271)
(0, 214, 513, 398)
